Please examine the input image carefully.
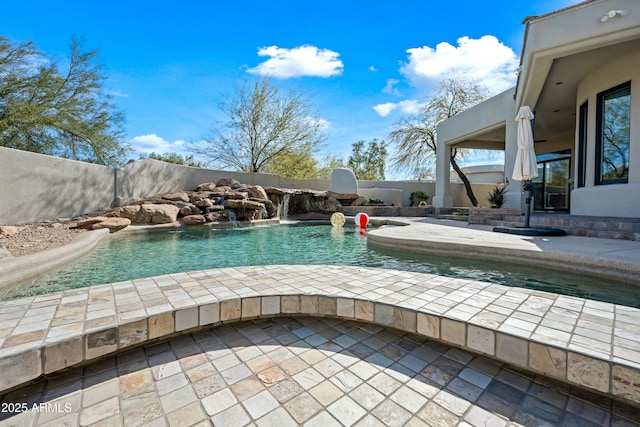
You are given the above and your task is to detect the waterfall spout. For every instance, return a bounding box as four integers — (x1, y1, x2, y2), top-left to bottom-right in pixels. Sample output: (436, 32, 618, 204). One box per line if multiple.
(281, 193, 291, 221)
(225, 210, 238, 227)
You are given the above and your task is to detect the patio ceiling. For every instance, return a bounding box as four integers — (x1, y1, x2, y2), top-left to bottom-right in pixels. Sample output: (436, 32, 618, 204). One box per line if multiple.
(450, 37, 640, 152)
(449, 125, 505, 150)
(532, 37, 640, 143)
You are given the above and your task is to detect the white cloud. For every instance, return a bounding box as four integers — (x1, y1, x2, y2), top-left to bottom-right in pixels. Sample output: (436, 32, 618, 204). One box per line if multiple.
(382, 78, 400, 95)
(129, 134, 187, 155)
(109, 89, 129, 98)
(400, 35, 519, 95)
(369, 65, 378, 72)
(372, 103, 396, 117)
(373, 99, 423, 117)
(247, 45, 344, 78)
(305, 116, 331, 129)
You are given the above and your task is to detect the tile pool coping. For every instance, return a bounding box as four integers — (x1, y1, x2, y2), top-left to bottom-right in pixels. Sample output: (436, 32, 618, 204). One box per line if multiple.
(0, 218, 639, 408)
(1, 264, 640, 408)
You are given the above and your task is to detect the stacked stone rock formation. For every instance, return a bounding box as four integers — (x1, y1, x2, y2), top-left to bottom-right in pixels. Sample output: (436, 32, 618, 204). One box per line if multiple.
(76, 178, 351, 231)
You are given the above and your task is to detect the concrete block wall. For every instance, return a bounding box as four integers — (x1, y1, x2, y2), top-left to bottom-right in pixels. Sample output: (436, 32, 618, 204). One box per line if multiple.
(0, 147, 115, 224)
(1, 148, 448, 225)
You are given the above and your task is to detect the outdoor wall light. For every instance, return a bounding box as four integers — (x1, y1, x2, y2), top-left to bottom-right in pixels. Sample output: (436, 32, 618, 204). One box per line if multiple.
(600, 9, 628, 22)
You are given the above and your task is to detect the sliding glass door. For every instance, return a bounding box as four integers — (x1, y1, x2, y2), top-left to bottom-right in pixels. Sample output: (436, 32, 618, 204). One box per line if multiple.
(532, 152, 571, 211)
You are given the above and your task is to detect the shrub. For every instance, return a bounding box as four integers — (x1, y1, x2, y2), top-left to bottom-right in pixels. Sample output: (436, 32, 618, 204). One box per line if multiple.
(487, 185, 508, 208)
(410, 191, 429, 206)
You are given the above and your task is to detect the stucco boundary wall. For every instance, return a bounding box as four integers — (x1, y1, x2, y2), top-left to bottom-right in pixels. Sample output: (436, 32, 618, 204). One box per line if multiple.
(0, 147, 496, 224)
(0, 148, 116, 225)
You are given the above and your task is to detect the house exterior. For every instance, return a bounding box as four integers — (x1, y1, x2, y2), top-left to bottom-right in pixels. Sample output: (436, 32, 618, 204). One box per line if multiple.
(434, 0, 639, 218)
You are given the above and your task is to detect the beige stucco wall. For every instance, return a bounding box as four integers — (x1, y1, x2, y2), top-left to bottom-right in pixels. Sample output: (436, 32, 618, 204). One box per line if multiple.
(450, 165, 504, 185)
(0, 147, 115, 224)
(0, 148, 446, 224)
(571, 50, 640, 217)
(449, 183, 503, 208)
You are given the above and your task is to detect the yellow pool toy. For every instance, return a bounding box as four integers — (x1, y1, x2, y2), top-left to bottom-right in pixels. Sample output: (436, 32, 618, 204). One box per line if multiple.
(330, 212, 346, 227)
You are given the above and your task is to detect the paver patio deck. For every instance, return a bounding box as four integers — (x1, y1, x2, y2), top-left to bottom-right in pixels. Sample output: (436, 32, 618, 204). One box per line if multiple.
(2, 316, 640, 427)
(0, 218, 639, 426)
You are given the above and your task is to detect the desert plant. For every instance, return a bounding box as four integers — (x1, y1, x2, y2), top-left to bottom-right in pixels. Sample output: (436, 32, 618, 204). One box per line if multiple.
(410, 191, 430, 206)
(487, 185, 508, 208)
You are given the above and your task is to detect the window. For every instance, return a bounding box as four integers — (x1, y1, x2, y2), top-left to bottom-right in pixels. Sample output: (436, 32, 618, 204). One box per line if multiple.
(596, 82, 630, 185)
(577, 101, 588, 188)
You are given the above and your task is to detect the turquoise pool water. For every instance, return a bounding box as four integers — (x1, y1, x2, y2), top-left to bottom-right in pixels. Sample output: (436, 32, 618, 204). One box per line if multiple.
(1, 223, 637, 307)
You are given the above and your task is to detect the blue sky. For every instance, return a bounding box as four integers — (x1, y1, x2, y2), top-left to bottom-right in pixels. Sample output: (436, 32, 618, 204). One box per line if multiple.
(1, 0, 580, 176)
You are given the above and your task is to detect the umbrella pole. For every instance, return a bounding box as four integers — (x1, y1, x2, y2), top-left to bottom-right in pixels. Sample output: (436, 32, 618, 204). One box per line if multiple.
(523, 180, 533, 228)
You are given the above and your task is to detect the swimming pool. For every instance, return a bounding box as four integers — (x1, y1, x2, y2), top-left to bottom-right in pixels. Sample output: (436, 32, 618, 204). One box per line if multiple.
(1, 223, 637, 307)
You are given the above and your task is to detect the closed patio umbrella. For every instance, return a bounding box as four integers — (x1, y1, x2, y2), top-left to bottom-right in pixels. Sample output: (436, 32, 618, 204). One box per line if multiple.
(513, 106, 537, 228)
(513, 106, 538, 181)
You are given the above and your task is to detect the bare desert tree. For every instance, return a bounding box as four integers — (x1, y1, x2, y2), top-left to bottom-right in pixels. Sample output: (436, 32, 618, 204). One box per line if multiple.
(389, 75, 486, 206)
(191, 77, 325, 173)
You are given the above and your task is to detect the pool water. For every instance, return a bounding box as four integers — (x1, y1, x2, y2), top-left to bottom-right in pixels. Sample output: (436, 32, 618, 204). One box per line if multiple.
(2, 223, 637, 307)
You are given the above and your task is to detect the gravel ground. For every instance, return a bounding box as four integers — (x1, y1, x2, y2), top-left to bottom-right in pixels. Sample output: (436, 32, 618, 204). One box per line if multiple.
(0, 222, 86, 258)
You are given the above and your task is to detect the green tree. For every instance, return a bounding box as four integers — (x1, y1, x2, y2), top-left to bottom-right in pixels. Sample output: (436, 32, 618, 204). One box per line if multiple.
(267, 148, 346, 180)
(347, 139, 387, 180)
(190, 77, 325, 173)
(389, 75, 486, 206)
(266, 145, 319, 179)
(143, 152, 204, 167)
(315, 154, 346, 180)
(0, 37, 129, 166)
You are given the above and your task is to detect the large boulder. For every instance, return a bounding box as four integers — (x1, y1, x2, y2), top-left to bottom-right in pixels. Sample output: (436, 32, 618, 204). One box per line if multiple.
(225, 192, 248, 200)
(263, 187, 286, 196)
(145, 204, 180, 224)
(138, 197, 175, 205)
(76, 216, 109, 228)
(194, 182, 216, 192)
(109, 206, 140, 221)
(327, 192, 361, 207)
(76, 216, 130, 232)
(255, 198, 276, 218)
(216, 178, 242, 189)
(351, 197, 369, 207)
(223, 199, 265, 210)
(224, 199, 267, 221)
(288, 191, 342, 216)
(91, 217, 131, 232)
(113, 204, 180, 224)
(188, 192, 208, 203)
(195, 199, 214, 209)
(212, 186, 231, 194)
(179, 203, 201, 216)
(318, 197, 342, 214)
(162, 192, 189, 202)
(182, 215, 206, 225)
(248, 185, 269, 201)
(205, 212, 223, 222)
